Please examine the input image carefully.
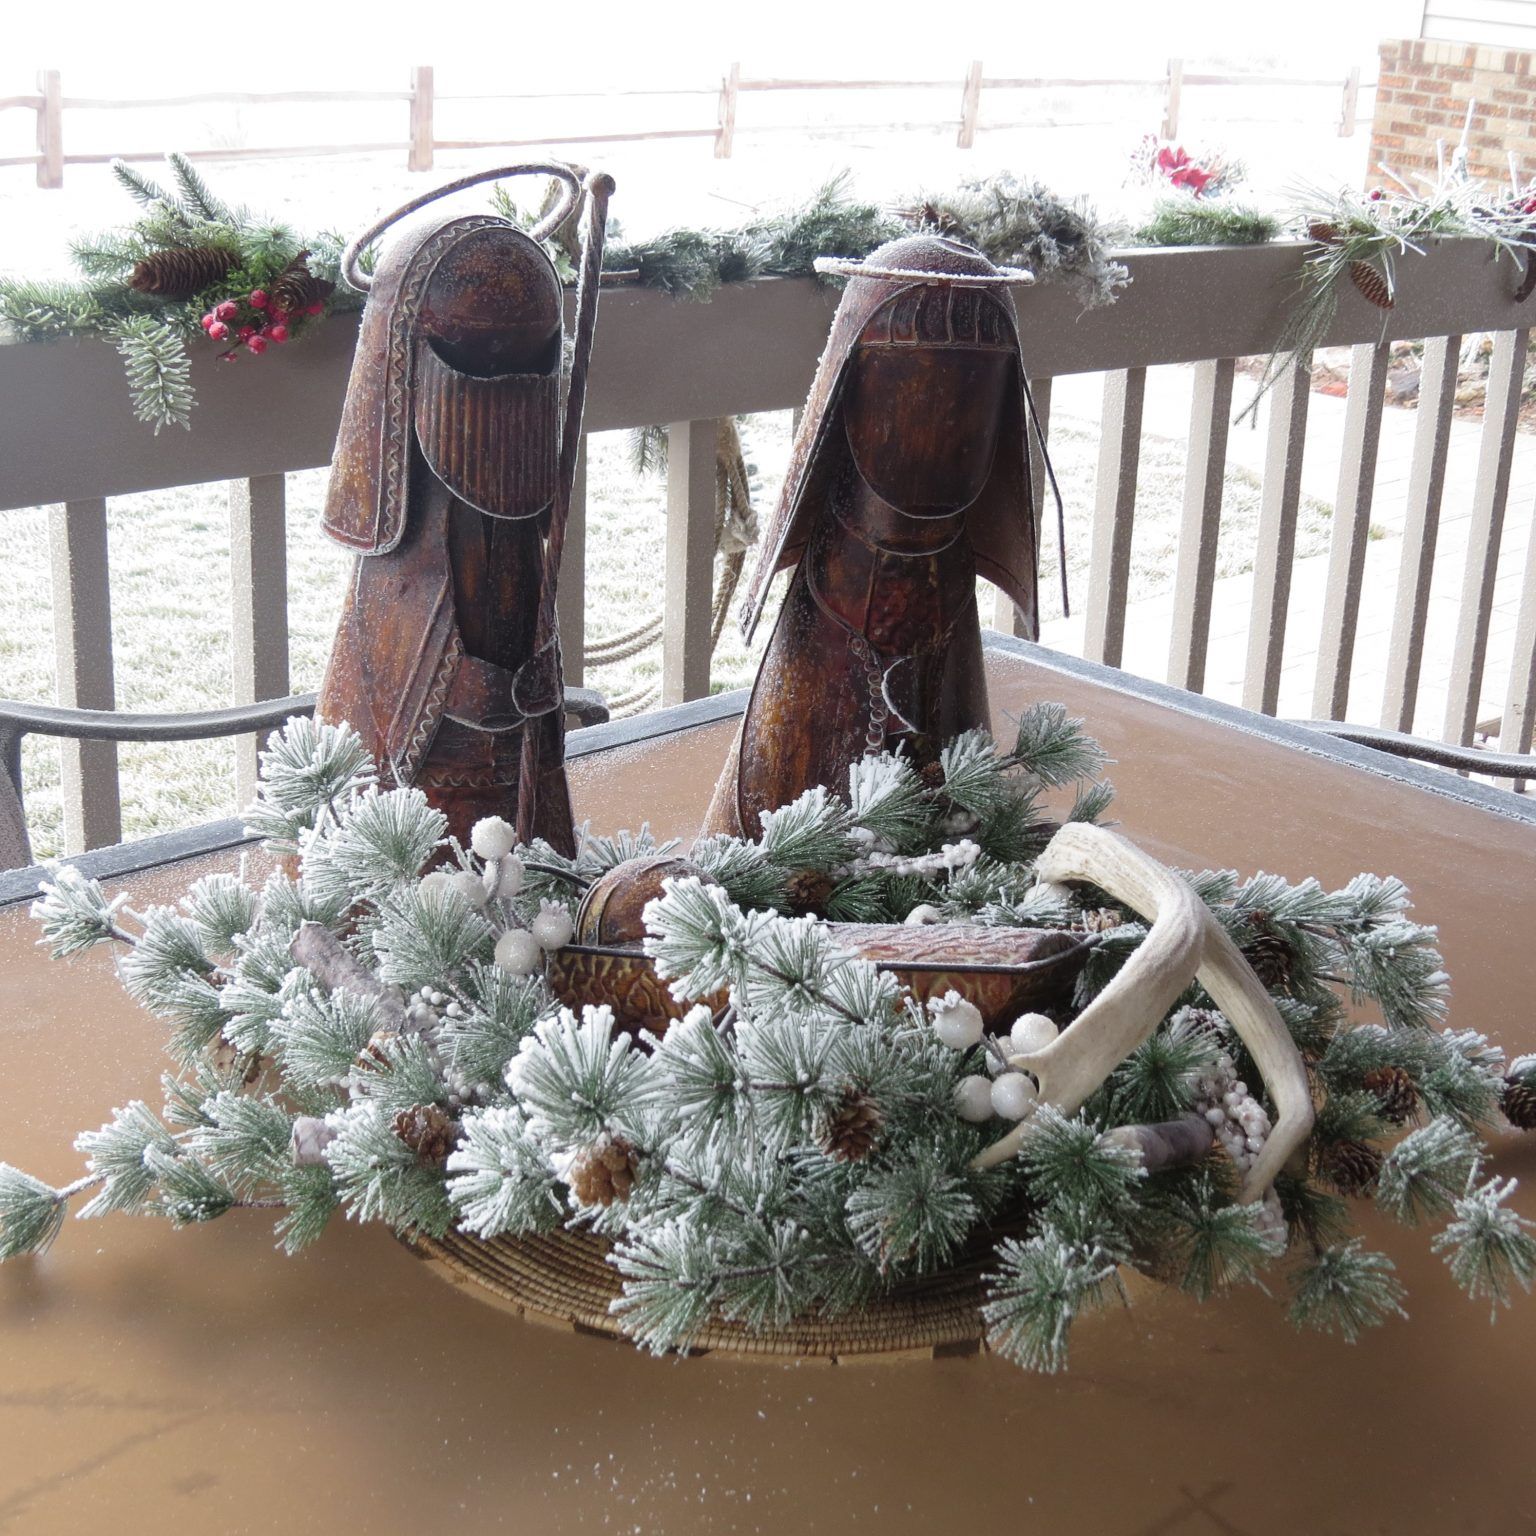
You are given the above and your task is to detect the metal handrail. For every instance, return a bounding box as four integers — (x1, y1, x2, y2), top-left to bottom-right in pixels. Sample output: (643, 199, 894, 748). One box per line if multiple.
(0, 693, 320, 743)
(0, 687, 610, 871)
(1290, 720, 1536, 780)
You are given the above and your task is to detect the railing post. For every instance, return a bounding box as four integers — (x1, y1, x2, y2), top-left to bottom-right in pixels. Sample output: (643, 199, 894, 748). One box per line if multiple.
(957, 60, 984, 149)
(1083, 368, 1146, 669)
(715, 63, 740, 159)
(409, 65, 434, 172)
(1161, 58, 1183, 140)
(557, 437, 587, 689)
(1167, 357, 1235, 693)
(48, 499, 121, 852)
(0, 725, 29, 871)
(1312, 342, 1389, 719)
(229, 474, 289, 811)
(36, 69, 63, 189)
(1242, 350, 1311, 717)
(1444, 327, 1529, 748)
(1381, 333, 1459, 732)
(663, 420, 717, 705)
(994, 376, 1050, 637)
(1339, 65, 1360, 137)
(1498, 499, 1536, 791)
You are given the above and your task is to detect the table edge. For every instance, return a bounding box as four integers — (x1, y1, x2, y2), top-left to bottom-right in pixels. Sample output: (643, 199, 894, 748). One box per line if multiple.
(4, 637, 1528, 909)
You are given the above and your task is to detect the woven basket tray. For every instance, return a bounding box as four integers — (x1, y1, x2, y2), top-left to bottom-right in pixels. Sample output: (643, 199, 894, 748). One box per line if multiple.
(405, 1228, 989, 1361)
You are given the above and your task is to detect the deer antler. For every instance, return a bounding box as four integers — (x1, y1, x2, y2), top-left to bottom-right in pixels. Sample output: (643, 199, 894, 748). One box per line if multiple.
(970, 823, 1313, 1204)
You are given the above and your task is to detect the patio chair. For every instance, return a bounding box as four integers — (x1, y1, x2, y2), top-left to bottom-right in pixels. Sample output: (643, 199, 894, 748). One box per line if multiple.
(0, 687, 610, 872)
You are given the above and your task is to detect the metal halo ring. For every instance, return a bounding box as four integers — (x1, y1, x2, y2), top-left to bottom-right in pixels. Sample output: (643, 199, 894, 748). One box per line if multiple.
(812, 255, 1034, 285)
(342, 162, 583, 294)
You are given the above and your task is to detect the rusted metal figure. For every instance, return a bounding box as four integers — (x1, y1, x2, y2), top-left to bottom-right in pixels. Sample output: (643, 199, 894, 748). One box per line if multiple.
(701, 234, 1046, 839)
(319, 163, 612, 855)
(543, 853, 1090, 1037)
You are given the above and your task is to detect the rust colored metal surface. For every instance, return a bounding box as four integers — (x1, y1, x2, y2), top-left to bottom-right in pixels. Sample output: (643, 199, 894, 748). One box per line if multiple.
(824, 921, 1089, 1023)
(703, 236, 1042, 838)
(2, 646, 1535, 1534)
(547, 920, 1085, 1037)
(573, 854, 712, 946)
(546, 941, 722, 1035)
(318, 171, 609, 856)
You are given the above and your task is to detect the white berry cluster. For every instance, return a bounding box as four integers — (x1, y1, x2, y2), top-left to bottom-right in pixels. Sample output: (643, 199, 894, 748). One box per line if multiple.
(405, 986, 497, 1109)
(1193, 1050, 1272, 1177)
(490, 901, 575, 975)
(420, 817, 577, 977)
(932, 995, 1057, 1125)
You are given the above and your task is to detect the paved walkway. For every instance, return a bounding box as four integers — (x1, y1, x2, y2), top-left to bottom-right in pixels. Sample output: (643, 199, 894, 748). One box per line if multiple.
(1039, 364, 1536, 742)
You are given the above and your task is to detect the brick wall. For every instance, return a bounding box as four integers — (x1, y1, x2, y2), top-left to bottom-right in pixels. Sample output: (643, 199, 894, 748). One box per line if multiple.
(1371, 37, 1536, 187)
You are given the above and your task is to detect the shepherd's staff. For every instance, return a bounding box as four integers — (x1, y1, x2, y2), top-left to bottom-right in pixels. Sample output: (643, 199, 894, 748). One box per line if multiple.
(516, 168, 615, 845)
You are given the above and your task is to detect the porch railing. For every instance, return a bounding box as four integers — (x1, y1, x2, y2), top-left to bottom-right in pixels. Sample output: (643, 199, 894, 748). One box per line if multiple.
(2, 238, 1534, 861)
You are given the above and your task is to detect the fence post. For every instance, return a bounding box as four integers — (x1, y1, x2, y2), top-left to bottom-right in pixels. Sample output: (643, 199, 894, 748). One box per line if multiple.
(957, 60, 983, 149)
(409, 65, 434, 172)
(229, 475, 290, 810)
(715, 63, 740, 159)
(36, 69, 63, 189)
(1161, 57, 1182, 140)
(1339, 66, 1360, 137)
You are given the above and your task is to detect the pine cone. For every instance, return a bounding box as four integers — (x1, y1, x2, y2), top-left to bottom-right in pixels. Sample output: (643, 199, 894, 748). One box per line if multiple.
(127, 245, 237, 298)
(817, 1089, 884, 1163)
(1241, 920, 1296, 991)
(1501, 1076, 1536, 1132)
(209, 1032, 264, 1085)
(1363, 1065, 1418, 1125)
(393, 1103, 457, 1164)
(898, 200, 962, 237)
(356, 1028, 401, 1071)
(271, 249, 335, 316)
(1079, 906, 1128, 933)
(1348, 260, 1394, 309)
(916, 759, 946, 790)
(569, 1137, 640, 1206)
(1306, 220, 1341, 244)
(783, 867, 837, 916)
(1320, 1137, 1383, 1196)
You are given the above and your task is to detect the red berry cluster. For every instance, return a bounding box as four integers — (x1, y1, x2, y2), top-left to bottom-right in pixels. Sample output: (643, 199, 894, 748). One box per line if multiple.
(1155, 145, 1216, 197)
(198, 287, 323, 361)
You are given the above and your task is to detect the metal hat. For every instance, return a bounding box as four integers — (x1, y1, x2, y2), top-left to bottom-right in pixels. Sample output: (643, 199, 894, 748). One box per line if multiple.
(814, 233, 1034, 286)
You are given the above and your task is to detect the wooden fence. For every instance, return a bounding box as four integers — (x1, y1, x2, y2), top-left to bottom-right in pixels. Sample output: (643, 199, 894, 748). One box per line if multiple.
(1, 62, 1366, 187)
(2, 237, 1532, 859)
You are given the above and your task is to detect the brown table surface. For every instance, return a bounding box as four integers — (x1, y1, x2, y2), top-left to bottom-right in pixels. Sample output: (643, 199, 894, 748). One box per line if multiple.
(2, 643, 1534, 1535)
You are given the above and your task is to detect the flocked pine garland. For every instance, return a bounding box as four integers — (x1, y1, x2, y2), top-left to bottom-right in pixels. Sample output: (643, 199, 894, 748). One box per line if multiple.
(4, 707, 1534, 1372)
(0, 154, 358, 431)
(10, 149, 1536, 438)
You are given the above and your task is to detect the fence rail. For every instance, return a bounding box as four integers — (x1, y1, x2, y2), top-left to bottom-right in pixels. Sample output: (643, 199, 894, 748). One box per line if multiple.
(1, 61, 1369, 186)
(2, 236, 1532, 863)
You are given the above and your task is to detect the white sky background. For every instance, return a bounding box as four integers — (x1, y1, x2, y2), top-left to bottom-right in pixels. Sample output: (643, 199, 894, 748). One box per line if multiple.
(6, 0, 1424, 96)
(1, 0, 1430, 268)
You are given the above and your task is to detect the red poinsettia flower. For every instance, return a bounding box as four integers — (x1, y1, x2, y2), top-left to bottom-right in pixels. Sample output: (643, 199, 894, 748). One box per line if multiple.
(1171, 163, 1215, 195)
(1155, 144, 1215, 196)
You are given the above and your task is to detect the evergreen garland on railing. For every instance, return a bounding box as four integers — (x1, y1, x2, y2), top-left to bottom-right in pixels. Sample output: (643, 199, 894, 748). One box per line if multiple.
(0, 155, 359, 432)
(7, 151, 1535, 440)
